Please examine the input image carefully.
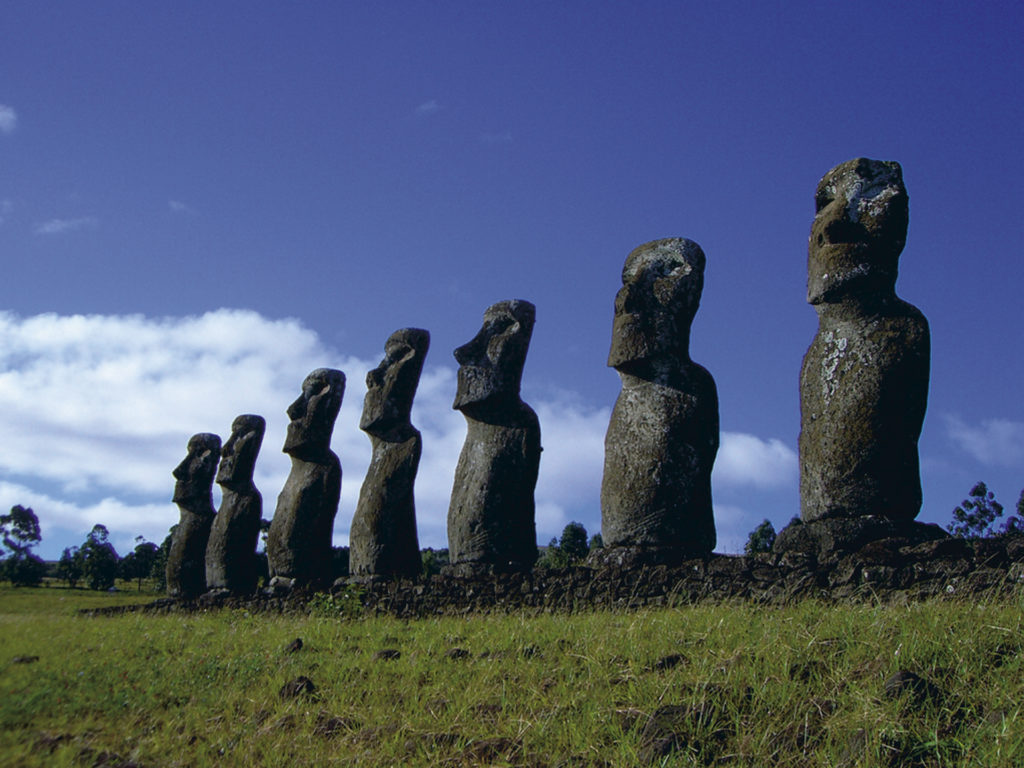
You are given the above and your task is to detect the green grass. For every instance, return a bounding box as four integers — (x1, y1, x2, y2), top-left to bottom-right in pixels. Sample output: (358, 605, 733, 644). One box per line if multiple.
(1, 586, 1022, 767)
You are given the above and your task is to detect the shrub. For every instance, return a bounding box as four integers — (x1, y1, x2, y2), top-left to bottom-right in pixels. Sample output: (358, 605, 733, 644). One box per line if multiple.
(744, 519, 776, 555)
(949, 482, 1004, 539)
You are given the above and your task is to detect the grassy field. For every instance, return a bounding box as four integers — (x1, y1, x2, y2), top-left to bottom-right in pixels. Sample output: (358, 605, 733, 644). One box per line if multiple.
(1, 585, 1022, 767)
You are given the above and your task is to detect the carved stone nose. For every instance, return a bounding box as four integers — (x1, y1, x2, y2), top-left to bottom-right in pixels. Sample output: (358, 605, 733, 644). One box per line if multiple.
(286, 396, 305, 421)
(454, 335, 485, 366)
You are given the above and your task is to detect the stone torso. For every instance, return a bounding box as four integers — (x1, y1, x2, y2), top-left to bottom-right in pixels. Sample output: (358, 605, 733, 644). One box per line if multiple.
(601, 366, 718, 552)
(349, 432, 422, 578)
(266, 454, 341, 585)
(166, 504, 215, 599)
(447, 407, 541, 570)
(799, 299, 929, 521)
(205, 486, 262, 593)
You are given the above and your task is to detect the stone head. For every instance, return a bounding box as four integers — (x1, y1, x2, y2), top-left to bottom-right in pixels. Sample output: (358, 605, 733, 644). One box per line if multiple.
(172, 432, 221, 506)
(283, 368, 346, 459)
(453, 300, 535, 412)
(608, 238, 705, 369)
(808, 158, 908, 305)
(216, 414, 266, 489)
(361, 328, 430, 435)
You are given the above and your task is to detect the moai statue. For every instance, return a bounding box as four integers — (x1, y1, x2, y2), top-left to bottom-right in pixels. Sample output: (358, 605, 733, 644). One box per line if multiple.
(166, 432, 221, 598)
(205, 414, 265, 595)
(349, 329, 430, 579)
(447, 300, 541, 574)
(600, 238, 719, 561)
(798, 158, 930, 524)
(266, 368, 345, 588)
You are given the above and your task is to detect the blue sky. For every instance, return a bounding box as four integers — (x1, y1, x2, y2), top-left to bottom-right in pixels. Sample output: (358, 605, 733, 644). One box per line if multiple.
(2, 1, 1022, 560)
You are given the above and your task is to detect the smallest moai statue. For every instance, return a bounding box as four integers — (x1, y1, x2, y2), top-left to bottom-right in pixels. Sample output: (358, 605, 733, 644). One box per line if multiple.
(166, 433, 221, 599)
(205, 414, 265, 595)
(349, 328, 430, 579)
(447, 300, 541, 574)
(600, 238, 719, 561)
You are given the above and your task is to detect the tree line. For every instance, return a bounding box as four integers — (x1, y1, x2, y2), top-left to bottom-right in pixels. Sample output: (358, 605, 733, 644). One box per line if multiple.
(2, 484, 1021, 589)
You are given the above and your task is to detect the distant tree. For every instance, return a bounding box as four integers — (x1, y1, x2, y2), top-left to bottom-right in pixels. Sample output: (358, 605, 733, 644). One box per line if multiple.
(536, 536, 568, 568)
(588, 532, 604, 551)
(998, 488, 1024, 535)
(745, 519, 777, 555)
(3, 553, 47, 587)
(120, 537, 159, 591)
(948, 482, 1005, 539)
(538, 522, 591, 569)
(421, 548, 449, 577)
(56, 546, 84, 588)
(150, 527, 176, 592)
(80, 524, 120, 590)
(558, 522, 589, 563)
(1, 505, 42, 558)
(0, 505, 46, 586)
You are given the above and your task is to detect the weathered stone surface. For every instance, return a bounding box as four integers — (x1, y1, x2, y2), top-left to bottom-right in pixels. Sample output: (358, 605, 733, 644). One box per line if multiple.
(205, 414, 265, 595)
(447, 300, 540, 573)
(601, 238, 719, 556)
(774, 516, 947, 564)
(800, 158, 930, 523)
(166, 432, 221, 598)
(112, 531, 1024, 619)
(349, 329, 429, 579)
(266, 368, 344, 588)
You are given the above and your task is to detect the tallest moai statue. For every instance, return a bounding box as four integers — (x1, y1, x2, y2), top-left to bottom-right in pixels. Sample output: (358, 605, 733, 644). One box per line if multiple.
(799, 158, 930, 523)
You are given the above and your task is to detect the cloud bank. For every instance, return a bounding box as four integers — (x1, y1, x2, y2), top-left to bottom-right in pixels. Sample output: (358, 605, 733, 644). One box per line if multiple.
(0, 310, 796, 558)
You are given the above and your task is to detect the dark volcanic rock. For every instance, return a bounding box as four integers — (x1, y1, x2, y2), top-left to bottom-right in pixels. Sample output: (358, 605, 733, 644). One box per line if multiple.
(166, 433, 220, 599)
(800, 158, 930, 524)
(206, 414, 265, 595)
(279, 676, 316, 699)
(774, 516, 948, 563)
(266, 368, 345, 589)
(349, 329, 429, 579)
(447, 300, 541, 573)
(883, 670, 942, 705)
(601, 238, 718, 558)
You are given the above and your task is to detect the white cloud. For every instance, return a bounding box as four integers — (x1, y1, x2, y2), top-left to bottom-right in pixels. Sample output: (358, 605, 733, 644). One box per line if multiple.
(711, 503, 751, 555)
(415, 99, 441, 116)
(0, 309, 799, 559)
(944, 415, 1024, 467)
(713, 432, 797, 488)
(0, 105, 16, 134)
(168, 200, 197, 215)
(34, 216, 98, 235)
